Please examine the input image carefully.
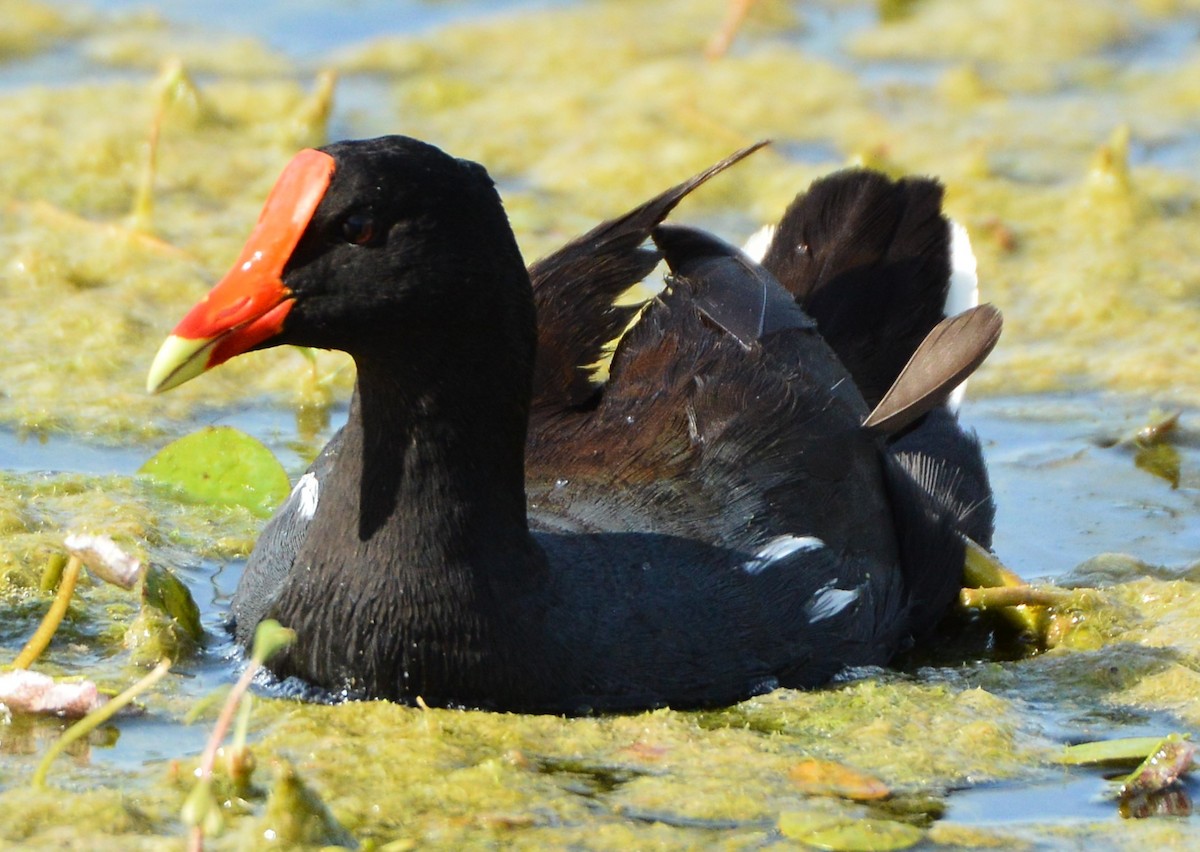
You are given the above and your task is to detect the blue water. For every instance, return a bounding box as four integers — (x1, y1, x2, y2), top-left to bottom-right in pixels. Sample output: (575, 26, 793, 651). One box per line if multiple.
(4, 0, 1199, 838)
(6, 392, 1197, 579)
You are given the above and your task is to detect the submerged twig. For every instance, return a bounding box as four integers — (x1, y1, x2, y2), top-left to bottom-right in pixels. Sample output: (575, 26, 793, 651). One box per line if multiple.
(959, 537, 1049, 637)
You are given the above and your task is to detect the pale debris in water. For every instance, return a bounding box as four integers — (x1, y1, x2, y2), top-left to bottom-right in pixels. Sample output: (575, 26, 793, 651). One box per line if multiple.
(0, 669, 104, 718)
(64, 533, 144, 589)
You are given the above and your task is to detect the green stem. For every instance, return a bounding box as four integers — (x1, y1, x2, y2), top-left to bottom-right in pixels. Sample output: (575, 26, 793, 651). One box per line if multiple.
(13, 555, 82, 670)
(187, 659, 262, 852)
(959, 585, 1073, 610)
(32, 658, 172, 789)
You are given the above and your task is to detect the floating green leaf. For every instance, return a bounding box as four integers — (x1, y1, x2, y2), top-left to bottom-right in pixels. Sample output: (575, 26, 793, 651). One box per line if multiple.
(1056, 736, 1183, 766)
(139, 426, 290, 518)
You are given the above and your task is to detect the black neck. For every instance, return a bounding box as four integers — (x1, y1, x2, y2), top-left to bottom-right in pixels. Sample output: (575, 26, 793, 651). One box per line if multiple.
(278, 290, 548, 703)
(346, 348, 534, 562)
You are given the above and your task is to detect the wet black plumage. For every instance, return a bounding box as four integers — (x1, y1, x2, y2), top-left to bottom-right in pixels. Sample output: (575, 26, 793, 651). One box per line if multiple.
(185, 136, 1002, 712)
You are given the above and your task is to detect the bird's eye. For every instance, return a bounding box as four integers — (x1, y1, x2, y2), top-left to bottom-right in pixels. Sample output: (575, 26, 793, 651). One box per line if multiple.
(341, 213, 376, 246)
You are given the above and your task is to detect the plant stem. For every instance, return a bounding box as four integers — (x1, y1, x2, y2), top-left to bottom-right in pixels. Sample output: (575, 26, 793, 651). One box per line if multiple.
(32, 658, 171, 789)
(959, 585, 1073, 610)
(13, 555, 82, 670)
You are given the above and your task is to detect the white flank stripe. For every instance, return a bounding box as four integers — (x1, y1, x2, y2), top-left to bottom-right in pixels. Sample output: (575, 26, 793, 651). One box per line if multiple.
(805, 582, 861, 623)
(741, 534, 824, 575)
(293, 472, 320, 521)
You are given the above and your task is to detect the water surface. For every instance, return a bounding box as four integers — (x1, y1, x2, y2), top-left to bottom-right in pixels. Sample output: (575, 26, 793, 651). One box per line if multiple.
(2, 0, 1199, 848)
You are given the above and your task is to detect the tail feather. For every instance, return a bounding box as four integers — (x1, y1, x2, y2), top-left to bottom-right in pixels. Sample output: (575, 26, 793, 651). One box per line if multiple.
(760, 169, 951, 407)
(863, 304, 1002, 435)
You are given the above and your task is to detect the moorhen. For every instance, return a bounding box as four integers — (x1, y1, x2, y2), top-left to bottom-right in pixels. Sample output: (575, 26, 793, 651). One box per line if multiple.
(147, 136, 1000, 713)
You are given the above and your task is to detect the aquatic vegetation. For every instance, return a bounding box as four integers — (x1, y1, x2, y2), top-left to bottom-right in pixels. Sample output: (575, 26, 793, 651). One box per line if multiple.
(139, 426, 291, 519)
(31, 658, 171, 789)
(1, 0, 1200, 847)
(182, 620, 295, 850)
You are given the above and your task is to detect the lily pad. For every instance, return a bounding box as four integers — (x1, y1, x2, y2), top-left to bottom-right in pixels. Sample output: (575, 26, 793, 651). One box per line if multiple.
(139, 426, 289, 518)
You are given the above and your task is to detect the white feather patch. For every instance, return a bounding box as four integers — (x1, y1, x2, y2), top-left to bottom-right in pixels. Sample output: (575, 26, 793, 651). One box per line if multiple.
(741, 224, 776, 264)
(805, 581, 861, 623)
(293, 472, 319, 521)
(741, 534, 824, 575)
(945, 220, 980, 411)
(945, 220, 979, 317)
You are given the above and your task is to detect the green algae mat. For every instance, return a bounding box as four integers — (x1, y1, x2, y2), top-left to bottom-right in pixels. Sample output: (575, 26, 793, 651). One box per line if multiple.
(3, 0, 1200, 847)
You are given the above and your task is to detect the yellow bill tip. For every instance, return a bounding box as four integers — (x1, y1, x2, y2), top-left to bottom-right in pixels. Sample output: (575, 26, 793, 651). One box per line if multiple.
(146, 334, 218, 394)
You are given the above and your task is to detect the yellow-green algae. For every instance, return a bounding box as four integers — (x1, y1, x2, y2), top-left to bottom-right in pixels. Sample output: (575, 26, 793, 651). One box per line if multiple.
(1, 0, 1200, 848)
(193, 684, 1037, 848)
(5, 0, 1200, 439)
(0, 56, 350, 439)
(0, 0, 85, 60)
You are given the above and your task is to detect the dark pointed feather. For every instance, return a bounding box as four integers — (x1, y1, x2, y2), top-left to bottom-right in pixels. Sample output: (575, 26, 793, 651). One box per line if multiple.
(863, 304, 1001, 435)
(529, 142, 768, 409)
(761, 169, 951, 406)
(652, 224, 814, 349)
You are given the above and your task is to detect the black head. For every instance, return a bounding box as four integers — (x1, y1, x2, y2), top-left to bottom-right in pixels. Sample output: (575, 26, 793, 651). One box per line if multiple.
(148, 135, 535, 392)
(284, 137, 532, 354)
